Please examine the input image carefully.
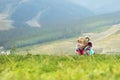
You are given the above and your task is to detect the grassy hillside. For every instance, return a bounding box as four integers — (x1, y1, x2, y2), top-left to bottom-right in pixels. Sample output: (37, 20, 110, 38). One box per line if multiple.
(16, 24, 120, 55)
(16, 38, 77, 55)
(0, 54, 120, 80)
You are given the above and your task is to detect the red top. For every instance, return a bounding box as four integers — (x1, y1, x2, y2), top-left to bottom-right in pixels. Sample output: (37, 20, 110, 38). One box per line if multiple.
(76, 48, 85, 55)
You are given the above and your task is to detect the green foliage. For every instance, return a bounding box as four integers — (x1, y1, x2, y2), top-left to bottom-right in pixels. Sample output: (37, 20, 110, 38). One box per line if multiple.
(0, 54, 120, 80)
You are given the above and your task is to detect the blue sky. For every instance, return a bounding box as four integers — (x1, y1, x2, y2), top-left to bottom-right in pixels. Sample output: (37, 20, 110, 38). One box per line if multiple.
(68, 0, 120, 14)
(1, 0, 120, 14)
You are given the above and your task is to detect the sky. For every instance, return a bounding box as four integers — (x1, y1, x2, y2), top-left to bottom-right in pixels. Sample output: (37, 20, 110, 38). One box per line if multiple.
(68, 0, 120, 14)
(1, 0, 120, 14)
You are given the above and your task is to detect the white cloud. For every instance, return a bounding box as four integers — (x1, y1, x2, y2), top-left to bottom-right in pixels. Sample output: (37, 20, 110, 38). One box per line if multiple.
(0, 14, 14, 30)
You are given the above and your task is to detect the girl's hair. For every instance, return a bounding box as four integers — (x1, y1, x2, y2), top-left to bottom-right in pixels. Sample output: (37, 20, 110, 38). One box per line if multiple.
(85, 36, 90, 41)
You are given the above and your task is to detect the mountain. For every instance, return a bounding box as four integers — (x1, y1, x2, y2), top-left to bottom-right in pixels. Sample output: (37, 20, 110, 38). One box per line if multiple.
(0, 0, 94, 28)
(0, 0, 120, 29)
(0, 0, 94, 49)
(0, 0, 120, 49)
(0, 11, 120, 49)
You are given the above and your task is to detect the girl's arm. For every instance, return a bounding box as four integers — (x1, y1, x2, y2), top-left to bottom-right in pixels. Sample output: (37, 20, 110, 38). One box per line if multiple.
(84, 47, 89, 55)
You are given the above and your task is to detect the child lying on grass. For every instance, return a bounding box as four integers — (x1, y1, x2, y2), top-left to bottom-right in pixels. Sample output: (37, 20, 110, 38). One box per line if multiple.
(75, 37, 94, 55)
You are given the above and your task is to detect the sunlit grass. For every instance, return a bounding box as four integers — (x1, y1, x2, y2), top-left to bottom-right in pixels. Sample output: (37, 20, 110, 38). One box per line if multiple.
(0, 54, 120, 80)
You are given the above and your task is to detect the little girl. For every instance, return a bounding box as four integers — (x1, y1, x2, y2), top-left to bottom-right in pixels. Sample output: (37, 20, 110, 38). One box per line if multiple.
(75, 37, 88, 55)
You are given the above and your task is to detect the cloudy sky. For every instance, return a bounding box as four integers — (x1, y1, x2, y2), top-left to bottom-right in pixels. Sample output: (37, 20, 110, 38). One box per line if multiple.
(0, 0, 120, 30)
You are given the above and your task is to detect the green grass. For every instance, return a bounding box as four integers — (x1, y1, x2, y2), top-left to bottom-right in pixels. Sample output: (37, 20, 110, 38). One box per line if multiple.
(0, 54, 120, 80)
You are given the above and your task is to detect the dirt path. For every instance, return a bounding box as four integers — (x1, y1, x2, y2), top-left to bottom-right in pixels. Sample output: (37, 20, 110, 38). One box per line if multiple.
(91, 25, 120, 42)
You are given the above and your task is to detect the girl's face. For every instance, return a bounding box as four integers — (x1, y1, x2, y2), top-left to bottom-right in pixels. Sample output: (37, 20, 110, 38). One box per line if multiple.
(78, 39, 87, 46)
(77, 43, 84, 48)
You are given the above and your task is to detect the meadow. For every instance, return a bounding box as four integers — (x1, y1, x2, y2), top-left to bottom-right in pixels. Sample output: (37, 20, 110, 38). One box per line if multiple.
(0, 54, 120, 80)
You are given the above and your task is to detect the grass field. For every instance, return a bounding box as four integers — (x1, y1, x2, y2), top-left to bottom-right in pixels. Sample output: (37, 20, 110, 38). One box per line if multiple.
(0, 54, 120, 80)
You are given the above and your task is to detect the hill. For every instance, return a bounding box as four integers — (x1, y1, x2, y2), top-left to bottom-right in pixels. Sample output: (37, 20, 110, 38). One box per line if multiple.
(16, 24, 120, 54)
(0, 10, 120, 49)
(92, 25, 120, 53)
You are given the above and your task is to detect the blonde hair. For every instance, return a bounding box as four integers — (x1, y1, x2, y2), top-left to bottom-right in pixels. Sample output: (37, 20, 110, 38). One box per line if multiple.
(77, 37, 88, 46)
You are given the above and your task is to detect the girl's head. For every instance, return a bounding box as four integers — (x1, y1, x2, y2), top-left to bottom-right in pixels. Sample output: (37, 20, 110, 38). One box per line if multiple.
(77, 37, 88, 48)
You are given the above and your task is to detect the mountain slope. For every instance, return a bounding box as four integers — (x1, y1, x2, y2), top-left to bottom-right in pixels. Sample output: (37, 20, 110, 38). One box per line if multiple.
(93, 25, 120, 53)
(91, 25, 120, 41)
(10, 0, 94, 28)
(1, 11, 120, 49)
